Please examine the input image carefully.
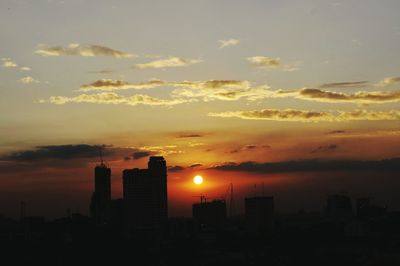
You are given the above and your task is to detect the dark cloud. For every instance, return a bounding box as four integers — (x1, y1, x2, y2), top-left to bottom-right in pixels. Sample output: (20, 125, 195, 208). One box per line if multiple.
(132, 151, 152, 160)
(327, 130, 346, 134)
(1, 144, 110, 161)
(228, 144, 268, 153)
(88, 70, 115, 74)
(210, 158, 400, 174)
(210, 108, 400, 122)
(190, 163, 203, 168)
(311, 144, 338, 154)
(245, 145, 257, 150)
(177, 134, 203, 138)
(168, 165, 185, 172)
(297, 88, 400, 103)
(319, 81, 369, 89)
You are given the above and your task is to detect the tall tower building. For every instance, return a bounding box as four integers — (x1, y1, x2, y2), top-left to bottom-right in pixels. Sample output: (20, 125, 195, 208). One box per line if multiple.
(90, 162, 111, 225)
(123, 156, 168, 237)
(192, 200, 227, 230)
(245, 196, 274, 234)
(326, 194, 353, 219)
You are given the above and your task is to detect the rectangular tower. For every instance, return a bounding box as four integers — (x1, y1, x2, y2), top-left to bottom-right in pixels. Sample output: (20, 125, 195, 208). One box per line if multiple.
(123, 156, 168, 237)
(245, 196, 274, 234)
(90, 163, 111, 225)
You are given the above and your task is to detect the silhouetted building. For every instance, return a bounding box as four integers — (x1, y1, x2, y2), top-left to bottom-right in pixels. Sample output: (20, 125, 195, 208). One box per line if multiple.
(123, 156, 168, 237)
(90, 163, 111, 225)
(245, 196, 274, 234)
(110, 198, 124, 227)
(192, 200, 227, 230)
(326, 194, 353, 219)
(169, 217, 195, 238)
(356, 197, 386, 219)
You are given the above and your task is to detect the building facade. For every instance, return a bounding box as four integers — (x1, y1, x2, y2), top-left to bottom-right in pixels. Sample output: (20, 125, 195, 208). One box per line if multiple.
(90, 163, 111, 225)
(192, 200, 227, 230)
(245, 196, 274, 234)
(123, 156, 168, 237)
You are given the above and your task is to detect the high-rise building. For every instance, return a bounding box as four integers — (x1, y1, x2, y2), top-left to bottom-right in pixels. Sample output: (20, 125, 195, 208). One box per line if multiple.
(123, 156, 168, 237)
(90, 163, 111, 225)
(326, 194, 353, 219)
(356, 197, 386, 219)
(245, 196, 274, 234)
(192, 200, 227, 230)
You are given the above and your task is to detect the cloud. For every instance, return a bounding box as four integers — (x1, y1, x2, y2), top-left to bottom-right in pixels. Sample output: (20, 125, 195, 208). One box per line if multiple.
(1, 58, 17, 68)
(132, 151, 152, 160)
(311, 144, 338, 153)
(78, 78, 271, 102)
(34, 43, 134, 58)
(274, 88, 400, 104)
(218, 38, 240, 48)
(1, 144, 108, 161)
(210, 158, 400, 174)
(42, 92, 189, 107)
(173, 80, 249, 90)
(1, 58, 31, 71)
(327, 130, 346, 134)
(209, 108, 400, 122)
(319, 81, 369, 89)
(139, 145, 184, 156)
(88, 69, 114, 74)
(19, 76, 40, 84)
(80, 79, 165, 91)
(171, 81, 271, 101)
(381, 77, 400, 86)
(80, 79, 249, 92)
(168, 165, 185, 172)
(177, 133, 204, 138)
(135, 57, 202, 69)
(190, 163, 203, 168)
(246, 56, 297, 71)
(71, 78, 365, 107)
(229, 144, 263, 153)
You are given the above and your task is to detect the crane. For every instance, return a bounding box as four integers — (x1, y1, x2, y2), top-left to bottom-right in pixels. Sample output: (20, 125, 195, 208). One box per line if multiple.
(192, 195, 207, 203)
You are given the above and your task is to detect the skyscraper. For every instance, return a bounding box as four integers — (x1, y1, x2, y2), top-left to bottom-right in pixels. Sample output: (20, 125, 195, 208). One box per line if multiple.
(192, 200, 227, 230)
(123, 156, 168, 237)
(90, 163, 111, 225)
(326, 194, 353, 219)
(245, 196, 274, 234)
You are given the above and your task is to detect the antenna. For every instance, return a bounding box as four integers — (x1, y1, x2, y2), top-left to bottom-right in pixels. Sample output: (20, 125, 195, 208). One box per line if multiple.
(98, 145, 106, 166)
(192, 195, 206, 203)
(229, 181, 234, 217)
(99, 145, 104, 165)
(254, 184, 257, 197)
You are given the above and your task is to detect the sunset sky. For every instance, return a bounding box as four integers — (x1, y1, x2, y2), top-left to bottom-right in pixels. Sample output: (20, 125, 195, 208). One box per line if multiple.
(1, 0, 400, 218)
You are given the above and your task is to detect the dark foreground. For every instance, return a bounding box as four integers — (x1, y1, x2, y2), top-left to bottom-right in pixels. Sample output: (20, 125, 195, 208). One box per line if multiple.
(2, 213, 400, 266)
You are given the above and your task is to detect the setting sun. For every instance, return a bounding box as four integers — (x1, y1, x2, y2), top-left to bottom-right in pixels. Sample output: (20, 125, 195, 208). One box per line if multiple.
(193, 175, 203, 185)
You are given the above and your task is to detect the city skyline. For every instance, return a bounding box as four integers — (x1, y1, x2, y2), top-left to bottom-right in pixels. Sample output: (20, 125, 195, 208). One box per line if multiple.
(1, 0, 400, 219)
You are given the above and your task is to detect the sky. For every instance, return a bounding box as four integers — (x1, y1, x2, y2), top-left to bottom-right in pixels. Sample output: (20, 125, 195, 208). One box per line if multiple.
(1, 0, 400, 218)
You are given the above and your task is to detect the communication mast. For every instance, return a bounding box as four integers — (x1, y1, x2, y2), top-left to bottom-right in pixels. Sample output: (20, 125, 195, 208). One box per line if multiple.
(192, 195, 206, 203)
(222, 180, 235, 217)
(98, 145, 106, 167)
(229, 181, 234, 217)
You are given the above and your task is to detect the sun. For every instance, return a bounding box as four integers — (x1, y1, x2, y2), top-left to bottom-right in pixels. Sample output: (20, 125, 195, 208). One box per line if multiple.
(193, 175, 203, 185)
